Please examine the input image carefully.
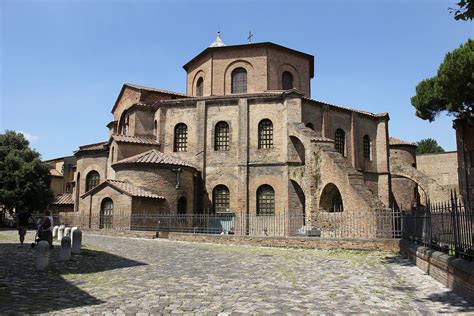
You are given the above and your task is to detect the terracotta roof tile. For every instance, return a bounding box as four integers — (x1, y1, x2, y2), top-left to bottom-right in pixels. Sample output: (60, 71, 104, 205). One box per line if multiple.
(310, 136, 335, 142)
(125, 83, 187, 97)
(111, 135, 160, 145)
(389, 137, 417, 146)
(114, 149, 195, 168)
(303, 98, 388, 118)
(106, 180, 164, 199)
(51, 194, 74, 205)
(75, 141, 108, 153)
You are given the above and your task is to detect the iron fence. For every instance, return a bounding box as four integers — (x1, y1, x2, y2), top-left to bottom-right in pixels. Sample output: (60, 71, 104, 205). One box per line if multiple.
(402, 193, 474, 261)
(54, 209, 401, 239)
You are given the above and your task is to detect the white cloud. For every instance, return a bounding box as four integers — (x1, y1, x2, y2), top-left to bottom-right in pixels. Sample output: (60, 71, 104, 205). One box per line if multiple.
(18, 131, 39, 142)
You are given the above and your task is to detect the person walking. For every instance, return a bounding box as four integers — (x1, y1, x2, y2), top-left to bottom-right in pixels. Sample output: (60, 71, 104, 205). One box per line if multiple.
(40, 210, 54, 248)
(16, 210, 34, 247)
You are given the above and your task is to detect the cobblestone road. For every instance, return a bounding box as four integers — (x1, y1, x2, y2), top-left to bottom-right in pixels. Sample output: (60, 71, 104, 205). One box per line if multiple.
(0, 230, 473, 315)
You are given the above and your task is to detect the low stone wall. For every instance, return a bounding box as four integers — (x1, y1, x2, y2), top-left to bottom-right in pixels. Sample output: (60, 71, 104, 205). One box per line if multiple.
(167, 233, 400, 251)
(83, 229, 157, 239)
(399, 239, 474, 304)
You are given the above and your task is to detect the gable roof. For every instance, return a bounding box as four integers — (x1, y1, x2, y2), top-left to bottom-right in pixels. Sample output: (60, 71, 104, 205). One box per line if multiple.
(111, 83, 187, 114)
(81, 180, 164, 199)
(183, 42, 314, 77)
(110, 134, 160, 146)
(113, 149, 195, 168)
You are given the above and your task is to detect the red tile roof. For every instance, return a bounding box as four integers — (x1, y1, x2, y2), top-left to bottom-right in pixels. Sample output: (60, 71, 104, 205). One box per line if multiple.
(389, 137, 417, 146)
(111, 135, 160, 145)
(81, 180, 164, 199)
(51, 194, 74, 205)
(113, 149, 195, 168)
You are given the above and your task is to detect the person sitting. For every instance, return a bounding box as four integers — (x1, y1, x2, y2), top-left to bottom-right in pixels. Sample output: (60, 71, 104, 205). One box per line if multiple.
(40, 210, 54, 248)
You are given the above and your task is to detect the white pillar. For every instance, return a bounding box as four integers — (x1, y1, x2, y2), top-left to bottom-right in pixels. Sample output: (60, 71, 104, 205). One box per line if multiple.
(70, 227, 78, 244)
(35, 241, 49, 270)
(60, 236, 71, 261)
(57, 225, 65, 241)
(72, 229, 82, 254)
(64, 227, 71, 237)
(52, 226, 59, 238)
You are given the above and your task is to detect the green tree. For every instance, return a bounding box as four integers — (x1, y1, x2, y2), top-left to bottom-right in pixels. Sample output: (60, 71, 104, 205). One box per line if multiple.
(449, 0, 474, 21)
(0, 130, 53, 214)
(415, 138, 445, 154)
(411, 39, 474, 122)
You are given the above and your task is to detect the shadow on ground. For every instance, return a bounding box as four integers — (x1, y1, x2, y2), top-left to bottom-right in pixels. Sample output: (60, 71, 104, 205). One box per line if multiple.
(382, 254, 474, 312)
(0, 242, 146, 314)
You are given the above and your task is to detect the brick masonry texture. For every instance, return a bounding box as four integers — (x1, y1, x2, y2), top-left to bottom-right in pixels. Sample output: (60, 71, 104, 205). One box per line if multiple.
(48, 41, 457, 234)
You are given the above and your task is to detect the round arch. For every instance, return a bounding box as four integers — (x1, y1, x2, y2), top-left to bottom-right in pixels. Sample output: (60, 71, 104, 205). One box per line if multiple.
(224, 60, 254, 95)
(319, 183, 344, 212)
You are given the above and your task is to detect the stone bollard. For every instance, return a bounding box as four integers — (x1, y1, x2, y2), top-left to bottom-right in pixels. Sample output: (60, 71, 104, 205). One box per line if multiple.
(35, 241, 49, 270)
(72, 229, 82, 254)
(52, 226, 59, 238)
(60, 236, 71, 261)
(57, 225, 65, 241)
(64, 227, 71, 237)
(70, 227, 78, 244)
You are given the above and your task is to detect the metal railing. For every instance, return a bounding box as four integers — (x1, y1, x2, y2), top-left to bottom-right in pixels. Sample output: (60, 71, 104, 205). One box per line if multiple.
(402, 193, 474, 261)
(54, 209, 402, 239)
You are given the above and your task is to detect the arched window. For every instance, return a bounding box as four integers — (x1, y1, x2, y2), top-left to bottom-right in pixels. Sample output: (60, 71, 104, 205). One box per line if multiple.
(335, 129, 345, 156)
(213, 185, 230, 213)
(174, 123, 188, 152)
(110, 147, 115, 163)
(215, 121, 230, 151)
(177, 197, 187, 215)
(123, 115, 129, 135)
(320, 183, 344, 213)
(305, 122, 314, 130)
(231, 68, 247, 94)
(196, 77, 204, 96)
(257, 185, 275, 216)
(282, 71, 294, 90)
(85, 171, 100, 192)
(258, 119, 273, 149)
(100, 198, 113, 229)
(363, 135, 371, 160)
(154, 120, 158, 137)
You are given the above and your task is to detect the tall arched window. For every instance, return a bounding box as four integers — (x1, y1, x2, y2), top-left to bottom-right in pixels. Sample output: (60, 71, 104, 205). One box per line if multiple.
(258, 119, 273, 149)
(363, 135, 371, 160)
(282, 71, 294, 90)
(154, 120, 158, 137)
(231, 68, 247, 94)
(335, 129, 345, 156)
(257, 185, 275, 216)
(123, 115, 129, 135)
(85, 171, 100, 192)
(100, 198, 113, 229)
(213, 185, 230, 213)
(174, 123, 188, 152)
(177, 197, 187, 215)
(196, 77, 204, 96)
(110, 147, 115, 163)
(215, 121, 230, 151)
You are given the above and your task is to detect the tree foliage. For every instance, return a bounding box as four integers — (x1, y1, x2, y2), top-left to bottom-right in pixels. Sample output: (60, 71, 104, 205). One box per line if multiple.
(416, 138, 445, 155)
(449, 0, 474, 21)
(0, 131, 53, 213)
(411, 39, 474, 122)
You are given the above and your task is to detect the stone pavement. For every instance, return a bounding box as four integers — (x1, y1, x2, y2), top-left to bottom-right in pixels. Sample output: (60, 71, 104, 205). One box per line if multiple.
(0, 230, 473, 315)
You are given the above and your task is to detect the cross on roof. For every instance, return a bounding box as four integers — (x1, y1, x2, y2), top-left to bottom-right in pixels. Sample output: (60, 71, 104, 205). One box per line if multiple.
(248, 31, 253, 44)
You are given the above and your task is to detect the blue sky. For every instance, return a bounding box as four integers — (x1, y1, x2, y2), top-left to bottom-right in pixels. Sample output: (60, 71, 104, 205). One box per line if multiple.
(1, 0, 472, 160)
